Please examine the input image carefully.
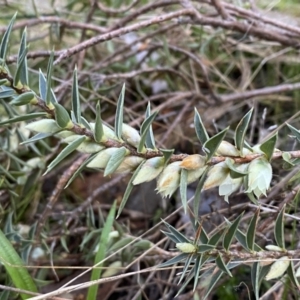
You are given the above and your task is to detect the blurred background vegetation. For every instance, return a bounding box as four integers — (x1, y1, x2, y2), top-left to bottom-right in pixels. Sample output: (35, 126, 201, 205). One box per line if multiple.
(0, 0, 300, 299)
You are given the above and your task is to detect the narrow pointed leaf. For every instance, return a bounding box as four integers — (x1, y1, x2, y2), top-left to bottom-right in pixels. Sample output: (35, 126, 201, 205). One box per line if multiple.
(0, 229, 38, 299)
(10, 92, 36, 106)
(203, 269, 223, 300)
(45, 51, 54, 106)
(175, 266, 196, 297)
(45, 136, 85, 174)
(54, 102, 72, 128)
(193, 255, 202, 291)
(16, 29, 28, 85)
(117, 162, 144, 218)
(0, 89, 15, 98)
(251, 262, 260, 300)
(235, 228, 262, 252)
(194, 108, 209, 145)
(286, 261, 300, 289)
(274, 204, 285, 249)
(65, 153, 98, 188)
(80, 116, 91, 130)
(39, 69, 47, 101)
(161, 220, 190, 243)
(180, 169, 188, 213)
(115, 83, 125, 139)
(235, 108, 253, 155)
(138, 111, 158, 153)
(178, 254, 194, 284)
(161, 149, 174, 166)
(145, 102, 156, 149)
(260, 133, 277, 161)
(20, 132, 53, 144)
(193, 167, 209, 218)
(104, 147, 127, 176)
(94, 101, 104, 142)
(158, 253, 189, 268)
(87, 201, 116, 300)
(225, 158, 248, 179)
(223, 213, 244, 251)
(14, 47, 28, 87)
(197, 244, 215, 253)
(246, 208, 260, 251)
(208, 231, 223, 246)
(0, 13, 17, 60)
(216, 255, 232, 277)
(72, 67, 81, 124)
(0, 112, 46, 126)
(203, 127, 229, 161)
(161, 230, 182, 243)
(286, 123, 300, 142)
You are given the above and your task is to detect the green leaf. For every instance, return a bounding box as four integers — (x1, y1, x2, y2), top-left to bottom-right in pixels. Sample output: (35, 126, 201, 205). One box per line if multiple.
(260, 133, 277, 161)
(216, 255, 232, 277)
(194, 107, 209, 145)
(193, 167, 209, 218)
(0, 13, 17, 60)
(20, 132, 53, 145)
(178, 254, 194, 284)
(180, 169, 188, 213)
(94, 101, 104, 143)
(45, 136, 85, 174)
(193, 255, 202, 291)
(197, 244, 215, 252)
(16, 28, 28, 86)
(223, 212, 244, 251)
(87, 201, 116, 300)
(225, 158, 248, 179)
(234, 108, 253, 156)
(158, 253, 189, 268)
(14, 46, 28, 87)
(104, 147, 127, 176)
(0, 112, 46, 126)
(246, 208, 260, 252)
(282, 152, 295, 168)
(39, 69, 46, 101)
(203, 127, 229, 161)
(72, 67, 81, 124)
(251, 262, 260, 300)
(145, 102, 156, 149)
(0, 89, 15, 98)
(138, 111, 158, 153)
(235, 228, 262, 252)
(45, 52, 55, 107)
(203, 269, 223, 300)
(286, 123, 300, 142)
(161, 220, 190, 243)
(54, 102, 72, 128)
(0, 229, 38, 299)
(10, 92, 35, 106)
(117, 162, 144, 218)
(274, 204, 285, 249)
(115, 83, 125, 139)
(208, 231, 223, 246)
(161, 148, 174, 166)
(286, 261, 300, 289)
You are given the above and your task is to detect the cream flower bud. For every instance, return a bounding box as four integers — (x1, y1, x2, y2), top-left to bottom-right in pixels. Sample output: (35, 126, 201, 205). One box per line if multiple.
(26, 119, 61, 134)
(180, 154, 206, 170)
(115, 156, 144, 173)
(216, 141, 240, 157)
(265, 245, 284, 252)
(156, 161, 181, 198)
(87, 148, 119, 169)
(203, 162, 229, 190)
(121, 123, 141, 148)
(133, 156, 164, 185)
(187, 167, 206, 184)
(176, 243, 197, 253)
(246, 157, 272, 198)
(265, 256, 290, 280)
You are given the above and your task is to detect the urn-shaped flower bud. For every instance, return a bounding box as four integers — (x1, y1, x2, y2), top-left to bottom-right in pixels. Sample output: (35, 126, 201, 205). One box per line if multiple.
(156, 161, 181, 198)
(187, 167, 207, 184)
(133, 156, 164, 185)
(203, 162, 229, 190)
(265, 256, 290, 280)
(216, 141, 240, 157)
(180, 154, 206, 170)
(246, 157, 272, 198)
(176, 242, 197, 253)
(87, 148, 120, 169)
(121, 123, 141, 148)
(265, 245, 285, 252)
(115, 156, 145, 173)
(26, 119, 61, 134)
(218, 175, 242, 202)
